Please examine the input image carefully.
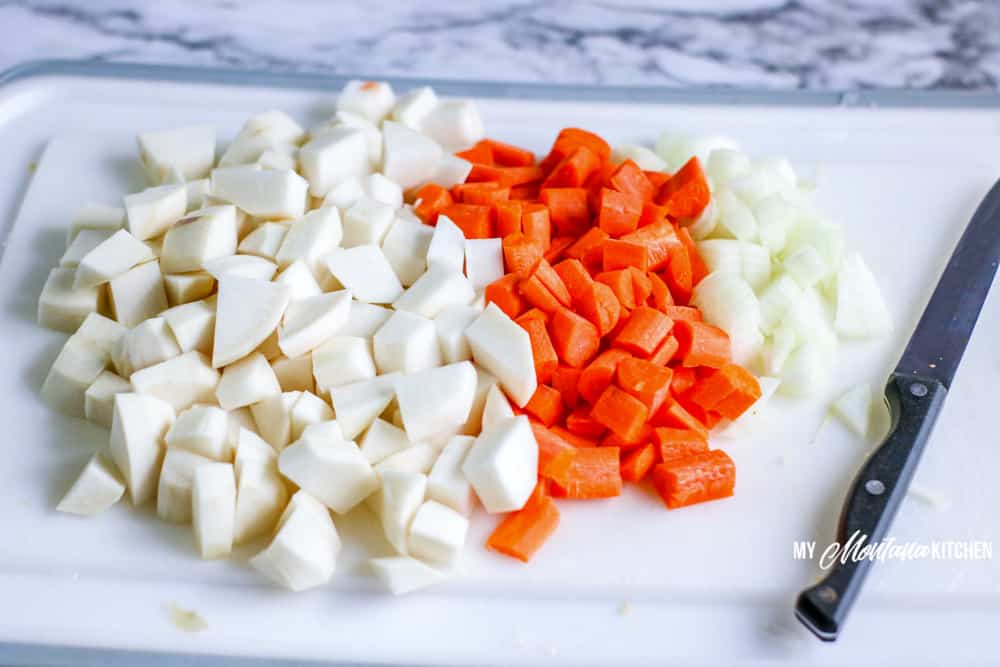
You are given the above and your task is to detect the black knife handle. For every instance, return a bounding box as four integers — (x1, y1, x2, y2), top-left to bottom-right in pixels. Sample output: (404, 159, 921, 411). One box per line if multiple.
(795, 372, 947, 641)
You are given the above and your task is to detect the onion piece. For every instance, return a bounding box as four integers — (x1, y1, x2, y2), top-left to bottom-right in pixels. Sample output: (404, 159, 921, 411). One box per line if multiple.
(713, 188, 757, 241)
(833, 252, 892, 339)
(830, 383, 873, 437)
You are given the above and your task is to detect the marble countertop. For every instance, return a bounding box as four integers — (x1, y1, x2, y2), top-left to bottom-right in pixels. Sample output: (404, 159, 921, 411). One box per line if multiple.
(1, 0, 998, 90)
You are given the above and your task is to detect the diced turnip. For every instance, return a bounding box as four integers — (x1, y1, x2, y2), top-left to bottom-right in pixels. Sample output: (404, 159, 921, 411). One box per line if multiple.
(377, 470, 426, 554)
(427, 435, 475, 515)
(234, 427, 277, 477)
(109, 393, 175, 505)
(237, 109, 306, 146)
(108, 260, 168, 328)
(137, 125, 215, 183)
(328, 374, 398, 440)
(425, 215, 466, 273)
(337, 79, 395, 122)
(480, 383, 515, 432)
(370, 556, 444, 595)
(358, 418, 410, 465)
(210, 166, 308, 220)
(124, 184, 187, 241)
(250, 490, 340, 591)
(56, 450, 126, 517)
(68, 202, 125, 244)
(130, 351, 220, 412)
(459, 366, 497, 435)
(204, 255, 278, 281)
(250, 391, 300, 451)
(215, 353, 281, 410)
(611, 144, 668, 172)
(382, 121, 443, 189)
(84, 370, 131, 427)
(341, 196, 395, 248)
(464, 238, 503, 290)
(278, 290, 351, 359)
(340, 301, 392, 338)
(192, 462, 236, 559)
(433, 304, 478, 364)
(219, 134, 297, 168)
(421, 100, 484, 152)
(74, 229, 156, 288)
(185, 178, 211, 211)
(213, 275, 290, 367)
(234, 460, 288, 544)
(37, 267, 104, 332)
(299, 127, 370, 197)
(159, 205, 238, 273)
(390, 86, 438, 128)
(289, 391, 334, 441)
(238, 222, 287, 261)
(407, 499, 468, 564)
(40, 335, 108, 418)
(381, 217, 433, 286)
(75, 312, 127, 355)
(161, 298, 215, 354)
(373, 310, 441, 374)
(163, 271, 215, 305)
(275, 207, 343, 276)
(364, 173, 404, 209)
(393, 265, 475, 319)
(257, 149, 297, 172)
(462, 414, 537, 514)
(312, 336, 376, 393)
(429, 154, 473, 189)
(323, 177, 365, 209)
(324, 245, 403, 304)
(227, 409, 259, 457)
(61, 229, 115, 269)
(834, 252, 892, 339)
(464, 304, 536, 407)
(271, 354, 315, 393)
(395, 362, 476, 442)
(111, 317, 180, 377)
(320, 110, 382, 166)
(165, 404, 231, 461)
(301, 419, 345, 444)
(279, 434, 377, 514)
(374, 442, 436, 476)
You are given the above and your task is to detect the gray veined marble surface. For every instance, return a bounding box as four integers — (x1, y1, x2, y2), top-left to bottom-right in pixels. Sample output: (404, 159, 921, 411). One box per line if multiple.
(1, 0, 999, 90)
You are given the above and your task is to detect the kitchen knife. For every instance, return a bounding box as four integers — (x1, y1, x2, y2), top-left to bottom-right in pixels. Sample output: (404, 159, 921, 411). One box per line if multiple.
(794, 178, 1000, 641)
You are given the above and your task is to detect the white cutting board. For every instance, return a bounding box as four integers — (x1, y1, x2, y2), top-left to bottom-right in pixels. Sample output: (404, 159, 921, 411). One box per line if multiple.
(0, 64, 998, 666)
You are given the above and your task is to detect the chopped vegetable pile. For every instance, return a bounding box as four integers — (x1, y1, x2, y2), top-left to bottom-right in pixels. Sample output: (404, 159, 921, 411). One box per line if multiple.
(38, 78, 889, 595)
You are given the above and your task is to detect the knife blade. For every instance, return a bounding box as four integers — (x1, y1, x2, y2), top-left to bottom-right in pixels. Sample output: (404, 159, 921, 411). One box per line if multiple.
(794, 178, 1000, 641)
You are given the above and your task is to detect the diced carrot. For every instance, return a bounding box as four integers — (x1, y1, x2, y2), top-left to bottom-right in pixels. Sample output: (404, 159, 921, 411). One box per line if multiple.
(606, 307, 632, 341)
(639, 202, 669, 228)
(688, 364, 762, 420)
(517, 316, 559, 384)
(616, 357, 674, 414)
(654, 427, 709, 464)
(621, 443, 657, 482)
(521, 203, 552, 249)
(510, 183, 541, 200)
(578, 348, 632, 404)
(552, 425, 598, 448)
(531, 421, 577, 472)
(441, 203, 494, 239)
(549, 308, 600, 367)
(467, 163, 504, 184)
(655, 157, 711, 220)
(456, 141, 494, 165)
(517, 307, 549, 322)
(591, 385, 649, 443)
(652, 450, 735, 509)
(484, 274, 525, 319)
(542, 448, 576, 482)
(600, 423, 653, 450)
(670, 366, 698, 395)
(534, 260, 572, 307)
(565, 407, 607, 439)
(454, 182, 510, 206)
(524, 385, 564, 427)
(519, 274, 564, 314)
(596, 269, 637, 309)
(677, 226, 709, 286)
(629, 267, 653, 305)
(541, 188, 591, 236)
(663, 305, 701, 322)
(495, 201, 523, 237)
(597, 188, 643, 237)
(620, 219, 681, 271)
(502, 232, 544, 275)
(471, 164, 544, 187)
(644, 170, 671, 190)
(565, 227, 610, 264)
(664, 243, 693, 304)
(673, 320, 731, 368)
(649, 334, 679, 365)
(551, 366, 582, 410)
(547, 446, 622, 499)
(602, 239, 649, 272)
(614, 306, 673, 357)
(651, 396, 709, 440)
(608, 159, 655, 202)
(647, 272, 673, 310)
(553, 258, 594, 304)
(577, 281, 621, 336)
(544, 236, 575, 264)
(483, 139, 536, 167)
(487, 482, 559, 562)
(541, 128, 611, 172)
(542, 146, 602, 189)
(413, 184, 453, 225)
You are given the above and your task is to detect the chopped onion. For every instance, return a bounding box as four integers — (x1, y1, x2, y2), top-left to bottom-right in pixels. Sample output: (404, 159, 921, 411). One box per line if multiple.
(830, 383, 872, 437)
(611, 144, 668, 172)
(762, 322, 798, 376)
(706, 148, 751, 187)
(697, 239, 742, 276)
(782, 245, 828, 287)
(834, 252, 892, 339)
(740, 242, 771, 291)
(685, 198, 719, 241)
(713, 188, 757, 241)
(691, 271, 761, 336)
(654, 132, 737, 171)
(779, 339, 833, 396)
(757, 275, 803, 334)
(752, 194, 799, 254)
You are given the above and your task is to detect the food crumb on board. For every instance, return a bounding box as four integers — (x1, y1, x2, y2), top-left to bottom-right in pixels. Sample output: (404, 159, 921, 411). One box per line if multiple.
(907, 483, 950, 510)
(27, 162, 36, 173)
(167, 602, 208, 632)
(617, 601, 632, 616)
